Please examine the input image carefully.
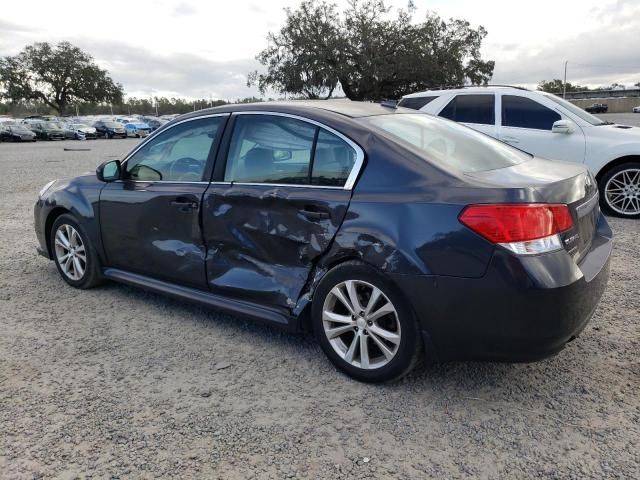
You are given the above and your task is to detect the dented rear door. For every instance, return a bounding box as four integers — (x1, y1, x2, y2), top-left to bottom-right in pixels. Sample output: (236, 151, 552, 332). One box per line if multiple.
(202, 183, 351, 310)
(201, 112, 361, 312)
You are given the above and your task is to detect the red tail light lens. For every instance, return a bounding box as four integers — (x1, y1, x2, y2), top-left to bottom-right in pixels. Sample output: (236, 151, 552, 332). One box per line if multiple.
(459, 204, 573, 244)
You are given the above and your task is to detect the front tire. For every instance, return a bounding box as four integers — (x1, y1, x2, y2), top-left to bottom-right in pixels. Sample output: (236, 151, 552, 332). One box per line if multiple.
(312, 261, 422, 383)
(51, 214, 102, 289)
(599, 162, 640, 218)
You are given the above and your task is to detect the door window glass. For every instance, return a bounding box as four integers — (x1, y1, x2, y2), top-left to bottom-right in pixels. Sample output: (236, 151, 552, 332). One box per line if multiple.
(311, 130, 357, 186)
(224, 115, 316, 185)
(124, 117, 224, 182)
(439, 94, 495, 125)
(502, 95, 561, 130)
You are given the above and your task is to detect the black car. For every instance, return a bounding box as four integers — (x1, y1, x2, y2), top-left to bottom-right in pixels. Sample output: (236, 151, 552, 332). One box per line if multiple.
(93, 120, 127, 139)
(0, 124, 37, 142)
(585, 103, 608, 113)
(34, 102, 612, 382)
(27, 121, 65, 140)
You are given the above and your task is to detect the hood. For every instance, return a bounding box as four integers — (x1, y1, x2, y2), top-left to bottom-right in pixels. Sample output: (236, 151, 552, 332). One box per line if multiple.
(592, 123, 640, 138)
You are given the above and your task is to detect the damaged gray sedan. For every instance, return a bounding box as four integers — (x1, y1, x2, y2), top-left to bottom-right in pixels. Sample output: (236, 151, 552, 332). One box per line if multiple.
(34, 101, 612, 382)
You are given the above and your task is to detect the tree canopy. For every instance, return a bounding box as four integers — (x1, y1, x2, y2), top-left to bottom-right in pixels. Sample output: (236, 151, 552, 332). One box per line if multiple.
(249, 0, 494, 101)
(0, 42, 123, 115)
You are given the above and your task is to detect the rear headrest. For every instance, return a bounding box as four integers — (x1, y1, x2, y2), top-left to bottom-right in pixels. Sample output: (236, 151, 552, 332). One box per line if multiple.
(245, 148, 273, 173)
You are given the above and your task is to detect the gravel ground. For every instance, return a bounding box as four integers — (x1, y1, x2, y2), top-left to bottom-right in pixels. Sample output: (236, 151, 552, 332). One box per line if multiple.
(0, 138, 638, 479)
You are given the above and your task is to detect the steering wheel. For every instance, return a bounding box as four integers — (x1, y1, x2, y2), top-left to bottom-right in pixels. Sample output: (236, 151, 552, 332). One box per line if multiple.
(168, 157, 203, 181)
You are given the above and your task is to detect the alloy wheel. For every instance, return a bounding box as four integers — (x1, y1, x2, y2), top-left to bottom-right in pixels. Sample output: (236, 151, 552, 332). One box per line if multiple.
(54, 224, 87, 281)
(322, 280, 401, 370)
(604, 168, 640, 216)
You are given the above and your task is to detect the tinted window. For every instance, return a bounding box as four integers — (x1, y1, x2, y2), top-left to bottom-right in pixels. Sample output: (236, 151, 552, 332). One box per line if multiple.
(225, 115, 315, 185)
(502, 95, 561, 130)
(397, 96, 438, 110)
(311, 130, 357, 186)
(439, 95, 495, 125)
(124, 117, 223, 182)
(360, 113, 529, 173)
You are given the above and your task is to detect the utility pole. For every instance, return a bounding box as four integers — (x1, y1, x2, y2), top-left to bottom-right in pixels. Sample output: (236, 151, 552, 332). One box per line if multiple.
(563, 60, 568, 99)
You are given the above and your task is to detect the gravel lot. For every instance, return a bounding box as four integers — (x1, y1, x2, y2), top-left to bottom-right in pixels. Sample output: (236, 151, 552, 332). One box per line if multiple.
(0, 138, 638, 479)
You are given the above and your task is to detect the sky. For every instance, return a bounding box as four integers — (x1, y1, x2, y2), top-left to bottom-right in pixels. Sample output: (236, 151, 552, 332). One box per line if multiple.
(1, 0, 639, 100)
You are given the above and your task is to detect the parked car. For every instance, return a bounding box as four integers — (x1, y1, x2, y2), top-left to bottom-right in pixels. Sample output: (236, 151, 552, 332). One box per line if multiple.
(115, 117, 137, 125)
(34, 102, 612, 382)
(25, 121, 65, 140)
(399, 86, 640, 218)
(64, 123, 97, 140)
(124, 122, 151, 138)
(0, 124, 36, 142)
(141, 117, 167, 131)
(584, 103, 608, 113)
(632, 106, 640, 113)
(93, 121, 127, 139)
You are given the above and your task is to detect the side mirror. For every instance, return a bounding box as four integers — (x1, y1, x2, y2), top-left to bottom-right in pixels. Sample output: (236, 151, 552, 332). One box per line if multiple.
(96, 160, 121, 182)
(552, 120, 574, 134)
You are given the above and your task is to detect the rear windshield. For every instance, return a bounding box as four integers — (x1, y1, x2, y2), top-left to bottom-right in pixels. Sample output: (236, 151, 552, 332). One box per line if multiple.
(360, 113, 530, 172)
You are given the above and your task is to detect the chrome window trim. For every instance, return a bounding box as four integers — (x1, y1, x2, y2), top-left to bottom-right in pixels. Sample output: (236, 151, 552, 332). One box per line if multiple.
(119, 112, 231, 170)
(229, 111, 365, 190)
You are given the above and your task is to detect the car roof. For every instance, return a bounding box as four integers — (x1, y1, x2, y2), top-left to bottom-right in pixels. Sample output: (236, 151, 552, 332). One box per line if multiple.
(179, 100, 412, 120)
(402, 86, 530, 99)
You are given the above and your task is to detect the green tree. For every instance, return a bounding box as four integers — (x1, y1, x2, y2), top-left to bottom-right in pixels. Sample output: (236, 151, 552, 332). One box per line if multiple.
(0, 42, 123, 115)
(537, 79, 588, 94)
(249, 0, 494, 101)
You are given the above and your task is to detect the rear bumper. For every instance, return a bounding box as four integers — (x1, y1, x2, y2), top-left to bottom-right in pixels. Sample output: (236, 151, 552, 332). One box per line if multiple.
(392, 213, 613, 362)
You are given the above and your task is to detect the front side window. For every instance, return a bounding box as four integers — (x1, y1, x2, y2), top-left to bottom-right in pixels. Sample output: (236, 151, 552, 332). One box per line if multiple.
(502, 95, 561, 130)
(439, 94, 495, 125)
(224, 115, 358, 187)
(124, 116, 224, 182)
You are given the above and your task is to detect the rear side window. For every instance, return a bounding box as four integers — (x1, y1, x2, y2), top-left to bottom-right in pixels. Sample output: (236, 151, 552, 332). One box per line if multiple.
(311, 130, 357, 186)
(439, 95, 495, 125)
(225, 115, 357, 187)
(502, 95, 561, 130)
(397, 96, 437, 110)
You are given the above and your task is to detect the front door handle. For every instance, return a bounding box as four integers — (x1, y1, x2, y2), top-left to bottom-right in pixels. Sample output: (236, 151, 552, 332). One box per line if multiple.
(502, 136, 520, 144)
(300, 208, 330, 221)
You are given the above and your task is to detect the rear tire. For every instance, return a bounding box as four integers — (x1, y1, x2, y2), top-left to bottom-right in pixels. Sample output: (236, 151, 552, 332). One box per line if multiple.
(599, 162, 640, 218)
(51, 214, 103, 289)
(312, 261, 423, 383)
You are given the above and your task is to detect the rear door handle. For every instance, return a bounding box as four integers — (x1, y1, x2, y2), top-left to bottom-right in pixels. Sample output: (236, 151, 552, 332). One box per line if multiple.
(299, 208, 330, 221)
(502, 136, 520, 144)
(171, 198, 199, 211)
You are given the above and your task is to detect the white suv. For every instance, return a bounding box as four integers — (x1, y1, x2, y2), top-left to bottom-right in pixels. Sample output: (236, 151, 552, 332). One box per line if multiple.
(399, 86, 640, 218)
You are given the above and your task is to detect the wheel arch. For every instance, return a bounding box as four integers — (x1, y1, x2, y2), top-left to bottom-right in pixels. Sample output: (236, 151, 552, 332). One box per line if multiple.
(44, 207, 71, 258)
(595, 155, 640, 183)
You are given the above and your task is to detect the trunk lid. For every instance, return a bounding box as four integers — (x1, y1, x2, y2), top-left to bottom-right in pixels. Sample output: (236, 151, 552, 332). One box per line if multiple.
(465, 157, 599, 262)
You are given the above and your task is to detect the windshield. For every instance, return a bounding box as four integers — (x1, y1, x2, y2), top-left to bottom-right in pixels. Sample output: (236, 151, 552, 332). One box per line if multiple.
(360, 113, 530, 173)
(104, 122, 121, 128)
(541, 93, 607, 125)
(46, 122, 62, 129)
(73, 124, 89, 129)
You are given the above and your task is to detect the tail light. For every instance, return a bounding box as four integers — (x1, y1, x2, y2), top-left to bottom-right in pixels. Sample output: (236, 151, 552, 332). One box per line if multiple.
(459, 204, 573, 255)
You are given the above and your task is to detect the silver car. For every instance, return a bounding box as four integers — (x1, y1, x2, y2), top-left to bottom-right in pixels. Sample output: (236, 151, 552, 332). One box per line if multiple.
(64, 123, 98, 140)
